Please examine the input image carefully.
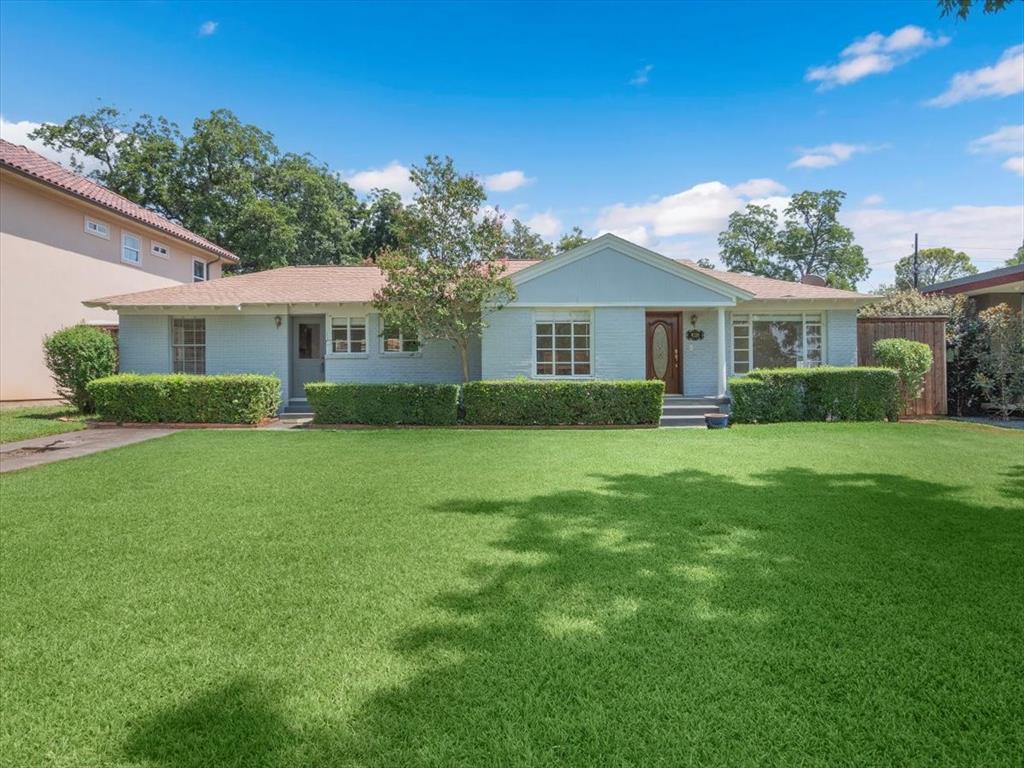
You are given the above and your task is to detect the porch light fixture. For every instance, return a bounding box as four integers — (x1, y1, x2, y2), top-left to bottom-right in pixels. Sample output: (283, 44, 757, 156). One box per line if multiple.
(274, 315, 282, 328)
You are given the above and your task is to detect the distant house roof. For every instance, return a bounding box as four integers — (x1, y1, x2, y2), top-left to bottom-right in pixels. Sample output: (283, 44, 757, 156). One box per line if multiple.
(921, 263, 1024, 296)
(0, 139, 238, 263)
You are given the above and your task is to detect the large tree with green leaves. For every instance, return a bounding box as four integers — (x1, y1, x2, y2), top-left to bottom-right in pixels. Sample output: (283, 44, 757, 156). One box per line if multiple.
(718, 190, 870, 289)
(937, 0, 1016, 19)
(30, 106, 364, 271)
(556, 226, 590, 253)
(1007, 245, 1024, 266)
(894, 247, 977, 289)
(506, 219, 555, 260)
(373, 156, 514, 381)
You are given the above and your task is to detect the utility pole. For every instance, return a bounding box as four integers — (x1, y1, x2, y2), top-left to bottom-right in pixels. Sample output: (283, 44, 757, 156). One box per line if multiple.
(912, 233, 919, 290)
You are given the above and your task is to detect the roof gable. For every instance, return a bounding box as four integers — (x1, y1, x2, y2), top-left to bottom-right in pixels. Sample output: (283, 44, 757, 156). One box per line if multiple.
(511, 234, 752, 303)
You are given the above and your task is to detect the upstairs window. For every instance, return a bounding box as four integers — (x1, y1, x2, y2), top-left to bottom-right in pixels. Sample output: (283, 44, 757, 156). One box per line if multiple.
(535, 313, 591, 376)
(152, 242, 170, 259)
(331, 317, 367, 353)
(172, 318, 205, 374)
(732, 314, 823, 373)
(85, 217, 110, 239)
(122, 232, 141, 264)
(192, 259, 208, 282)
(380, 322, 420, 353)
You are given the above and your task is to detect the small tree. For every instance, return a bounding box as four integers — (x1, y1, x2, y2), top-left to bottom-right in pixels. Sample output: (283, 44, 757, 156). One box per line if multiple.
(873, 338, 933, 415)
(974, 304, 1024, 420)
(374, 156, 515, 382)
(43, 325, 117, 412)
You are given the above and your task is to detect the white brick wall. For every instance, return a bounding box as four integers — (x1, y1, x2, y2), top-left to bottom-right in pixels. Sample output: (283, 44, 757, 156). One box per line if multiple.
(826, 310, 858, 366)
(118, 314, 171, 374)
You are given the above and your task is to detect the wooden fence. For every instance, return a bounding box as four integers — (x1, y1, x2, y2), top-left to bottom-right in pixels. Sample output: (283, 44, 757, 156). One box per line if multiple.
(857, 316, 947, 417)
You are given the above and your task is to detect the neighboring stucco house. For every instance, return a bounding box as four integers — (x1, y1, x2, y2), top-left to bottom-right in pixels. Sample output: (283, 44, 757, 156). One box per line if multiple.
(0, 140, 238, 401)
(86, 234, 872, 409)
(922, 263, 1024, 313)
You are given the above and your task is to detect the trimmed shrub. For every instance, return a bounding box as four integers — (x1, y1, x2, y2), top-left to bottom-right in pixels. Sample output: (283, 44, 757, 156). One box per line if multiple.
(729, 367, 899, 423)
(305, 382, 459, 425)
(43, 324, 117, 413)
(462, 380, 664, 426)
(873, 338, 933, 414)
(87, 374, 281, 424)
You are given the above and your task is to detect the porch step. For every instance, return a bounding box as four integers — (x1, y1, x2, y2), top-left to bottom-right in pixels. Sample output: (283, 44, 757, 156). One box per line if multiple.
(281, 398, 313, 417)
(660, 395, 728, 428)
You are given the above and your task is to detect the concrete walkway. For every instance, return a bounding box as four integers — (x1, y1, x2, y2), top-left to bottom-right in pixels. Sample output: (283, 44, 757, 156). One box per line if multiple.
(0, 427, 176, 473)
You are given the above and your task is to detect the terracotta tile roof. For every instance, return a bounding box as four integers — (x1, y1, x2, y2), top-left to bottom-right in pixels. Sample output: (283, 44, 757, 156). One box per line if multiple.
(679, 260, 871, 300)
(86, 259, 540, 307)
(0, 139, 238, 263)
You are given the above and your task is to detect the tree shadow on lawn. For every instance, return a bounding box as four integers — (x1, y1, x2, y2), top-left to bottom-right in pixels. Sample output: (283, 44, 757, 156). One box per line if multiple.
(122, 467, 1023, 767)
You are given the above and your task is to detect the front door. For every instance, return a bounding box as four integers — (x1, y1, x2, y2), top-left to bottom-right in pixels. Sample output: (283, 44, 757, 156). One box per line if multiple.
(646, 313, 681, 394)
(290, 316, 324, 399)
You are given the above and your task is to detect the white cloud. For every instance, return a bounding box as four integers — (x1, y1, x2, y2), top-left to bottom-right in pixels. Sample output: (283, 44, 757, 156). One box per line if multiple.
(807, 25, 949, 90)
(969, 124, 1024, 154)
(594, 178, 788, 247)
(342, 161, 416, 201)
(525, 211, 562, 238)
(629, 64, 653, 86)
(484, 170, 533, 192)
(789, 143, 878, 169)
(928, 44, 1024, 107)
(844, 204, 1024, 287)
(1002, 156, 1024, 176)
(199, 20, 218, 36)
(863, 193, 885, 206)
(0, 116, 106, 175)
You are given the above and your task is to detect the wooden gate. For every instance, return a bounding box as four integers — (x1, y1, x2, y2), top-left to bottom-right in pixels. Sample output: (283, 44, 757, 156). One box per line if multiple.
(857, 316, 948, 417)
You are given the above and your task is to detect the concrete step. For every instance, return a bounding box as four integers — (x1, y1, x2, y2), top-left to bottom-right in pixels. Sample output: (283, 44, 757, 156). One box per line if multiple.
(660, 414, 709, 428)
(662, 404, 718, 416)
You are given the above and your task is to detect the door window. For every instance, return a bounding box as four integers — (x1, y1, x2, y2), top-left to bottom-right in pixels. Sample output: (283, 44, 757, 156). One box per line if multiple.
(298, 324, 321, 359)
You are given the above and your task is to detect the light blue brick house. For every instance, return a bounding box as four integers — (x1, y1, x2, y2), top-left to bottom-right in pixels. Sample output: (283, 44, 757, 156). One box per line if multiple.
(86, 234, 871, 410)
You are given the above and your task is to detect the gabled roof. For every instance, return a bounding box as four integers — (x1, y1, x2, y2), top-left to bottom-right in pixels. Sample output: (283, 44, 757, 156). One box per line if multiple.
(0, 139, 238, 263)
(84, 236, 872, 309)
(510, 233, 755, 301)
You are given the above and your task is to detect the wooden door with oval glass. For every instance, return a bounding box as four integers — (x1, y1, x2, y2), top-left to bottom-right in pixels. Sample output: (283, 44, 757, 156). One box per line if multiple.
(645, 312, 681, 394)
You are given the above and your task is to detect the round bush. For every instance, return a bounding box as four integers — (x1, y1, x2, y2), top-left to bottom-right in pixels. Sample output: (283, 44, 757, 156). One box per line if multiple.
(43, 325, 117, 413)
(873, 338, 933, 415)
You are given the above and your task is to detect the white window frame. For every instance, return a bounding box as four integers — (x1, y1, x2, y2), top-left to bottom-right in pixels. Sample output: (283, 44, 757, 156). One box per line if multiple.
(532, 310, 594, 379)
(151, 242, 170, 259)
(171, 317, 206, 374)
(328, 316, 369, 356)
(731, 312, 826, 375)
(121, 231, 142, 265)
(85, 217, 110, 239)
(379, 318, 421, 355)
(192, 259, 208, 282)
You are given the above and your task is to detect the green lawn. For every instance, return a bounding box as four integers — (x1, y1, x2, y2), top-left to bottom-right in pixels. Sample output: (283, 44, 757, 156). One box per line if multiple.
(0, 404, 85, 443)
(1, 423, 1021, 767)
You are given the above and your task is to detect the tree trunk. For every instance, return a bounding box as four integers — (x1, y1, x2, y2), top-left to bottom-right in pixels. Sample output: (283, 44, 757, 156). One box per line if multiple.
(458, 340, 470, 382)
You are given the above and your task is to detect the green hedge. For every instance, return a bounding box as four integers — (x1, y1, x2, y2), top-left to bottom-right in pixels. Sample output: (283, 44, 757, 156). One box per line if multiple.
(87, 374, 281, 424)
(729, 367, 900, 423)
(462, 380, 665, 425)
(305, 382, 459, 425)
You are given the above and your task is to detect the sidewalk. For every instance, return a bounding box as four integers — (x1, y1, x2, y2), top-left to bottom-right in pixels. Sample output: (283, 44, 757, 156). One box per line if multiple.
(0, 427, 176, 473)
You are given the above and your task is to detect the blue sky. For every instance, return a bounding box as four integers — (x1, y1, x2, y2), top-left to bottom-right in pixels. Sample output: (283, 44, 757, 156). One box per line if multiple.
(2, 0, 1022, 286)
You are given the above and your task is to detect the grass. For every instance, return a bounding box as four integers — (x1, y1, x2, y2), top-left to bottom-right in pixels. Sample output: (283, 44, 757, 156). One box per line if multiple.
(1, 422, 1021, 767)
(0, 404, 86, 443)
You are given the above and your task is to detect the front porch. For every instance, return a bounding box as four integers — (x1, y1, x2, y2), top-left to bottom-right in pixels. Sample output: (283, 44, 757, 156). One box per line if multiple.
(644, 308, 731, 400)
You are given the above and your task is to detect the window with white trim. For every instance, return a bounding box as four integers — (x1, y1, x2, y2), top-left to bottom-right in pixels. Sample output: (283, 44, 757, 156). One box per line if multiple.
(535, 312, 591, 376)
(732, 313, 823, 373)
(122, 232, 141, 264)
(85, 217, 110, 239)
(192, 259, 208, 282)
(172, 318, 206, 374)
(331, 317, 367, 353)
(380, 321, 420, 353)
(152, 242, 170, 259)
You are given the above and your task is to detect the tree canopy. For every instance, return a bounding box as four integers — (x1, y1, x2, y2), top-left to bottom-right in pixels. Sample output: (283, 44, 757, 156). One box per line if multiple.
(506, 219, 555, 260)
(555, 227, 590, 253)
(937, 0, 1017, 19)
(893, 247, 977, 289)
(1007, 245, 1024, 267)
(718, 190, 870, 290)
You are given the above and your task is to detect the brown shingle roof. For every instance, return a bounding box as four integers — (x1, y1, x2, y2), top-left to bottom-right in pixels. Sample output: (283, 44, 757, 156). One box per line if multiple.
(86, 260, 540, 308)
(679, 260, 870, 300)
(0, 139, 238, 263)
